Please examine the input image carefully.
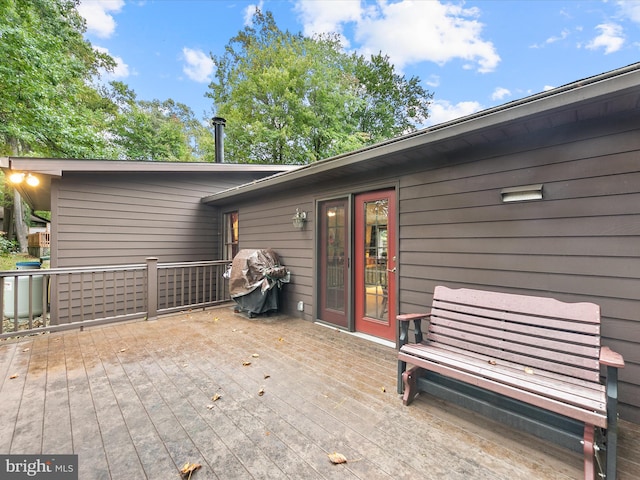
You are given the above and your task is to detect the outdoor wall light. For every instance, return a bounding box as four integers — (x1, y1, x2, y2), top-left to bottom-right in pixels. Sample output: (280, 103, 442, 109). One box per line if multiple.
(292, 208, 307, 230)
(25, 174, 40, 187)
(501, 184, 543, 203)
(8, 172, 25, 184)
(8, 172, 40, 187)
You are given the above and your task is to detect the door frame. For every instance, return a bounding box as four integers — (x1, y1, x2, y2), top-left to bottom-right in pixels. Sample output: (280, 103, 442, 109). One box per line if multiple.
(314, 184, 399, 343)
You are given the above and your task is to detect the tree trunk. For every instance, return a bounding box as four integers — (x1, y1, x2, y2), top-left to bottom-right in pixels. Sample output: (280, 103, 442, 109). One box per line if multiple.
(13, 189, 28, 253)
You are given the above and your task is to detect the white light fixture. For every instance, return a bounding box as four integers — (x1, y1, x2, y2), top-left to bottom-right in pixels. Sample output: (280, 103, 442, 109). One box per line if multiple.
(25, 174, 40, 187)
(8, 172, 25, 184)
(292, 208, 307, 230)
(7, 171, 40, 187)
(501, 184, 543, 203)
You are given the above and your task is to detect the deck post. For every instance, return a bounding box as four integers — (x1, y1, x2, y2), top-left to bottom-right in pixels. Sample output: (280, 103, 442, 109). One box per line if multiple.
(146, 257, 158, 321)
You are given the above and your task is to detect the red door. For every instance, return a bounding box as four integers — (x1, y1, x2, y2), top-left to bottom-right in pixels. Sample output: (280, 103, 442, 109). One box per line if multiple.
(354, 190, 396, 341)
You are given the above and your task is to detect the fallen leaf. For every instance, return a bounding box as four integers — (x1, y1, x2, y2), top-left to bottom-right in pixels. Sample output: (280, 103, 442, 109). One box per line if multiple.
(258, 388, 265, 396)
(22, 348, 30, 352)
(9, 374, 18, 379)
(277, 337, 285, 342)
(328, 452, 348, 464)
(242, 361, 252, 366)
(180, 462, 201, 479)
(252, 353, 259, 358)
(524, 367, 534, 375)
(119, 348, 127, 353)
(212, 393, 221, 402)
(381, 386, 386, 393)
(263, 374, 271, 379)
(488, 360, 497, 365)
(213, 317, 219, 322)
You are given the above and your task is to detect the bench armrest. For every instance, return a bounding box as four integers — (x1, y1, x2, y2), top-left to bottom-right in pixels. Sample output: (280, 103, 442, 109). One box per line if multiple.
(397, 313, 430, 347)
(397, 313, 431, 323)
(600, 346, 625, 368)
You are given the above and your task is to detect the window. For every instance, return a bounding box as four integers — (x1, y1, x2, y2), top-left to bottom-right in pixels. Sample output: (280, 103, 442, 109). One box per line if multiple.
(224, 211, 239, 260)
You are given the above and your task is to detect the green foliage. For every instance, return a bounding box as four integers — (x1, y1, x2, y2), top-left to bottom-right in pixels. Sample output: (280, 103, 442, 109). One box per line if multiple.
(0, 235, 19, 255)
(208, 9, 433, 164)
(107, 82, 216, 161)
(0, 0, 118, 158)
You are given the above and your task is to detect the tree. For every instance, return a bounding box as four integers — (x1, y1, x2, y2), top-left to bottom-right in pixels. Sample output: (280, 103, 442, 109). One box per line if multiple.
(0, 0, 121, 251)
(107, 82, 215, 161)
(0, 0, 118, 158)
(353, 52, 432, 142)
(208, 9, 433, 164)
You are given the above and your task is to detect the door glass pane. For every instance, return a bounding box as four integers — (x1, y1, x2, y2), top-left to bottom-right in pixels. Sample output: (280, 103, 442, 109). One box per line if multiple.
(363, 199, 388, 320)
(325, 205, 346, 312)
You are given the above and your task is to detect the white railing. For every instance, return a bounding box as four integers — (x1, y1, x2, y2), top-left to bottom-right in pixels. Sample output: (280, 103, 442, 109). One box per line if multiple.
(0, 258, 230, 339)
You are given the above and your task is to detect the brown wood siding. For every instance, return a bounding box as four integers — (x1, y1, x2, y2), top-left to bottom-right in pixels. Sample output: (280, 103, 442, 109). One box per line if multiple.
(398, 118, 640, 422)
(51, 172, 267, 268)
(223, 114, 640, 423)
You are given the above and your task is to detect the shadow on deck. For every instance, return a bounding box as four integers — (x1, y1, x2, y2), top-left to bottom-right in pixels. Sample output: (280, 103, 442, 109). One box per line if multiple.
(1, 305, 638, 479)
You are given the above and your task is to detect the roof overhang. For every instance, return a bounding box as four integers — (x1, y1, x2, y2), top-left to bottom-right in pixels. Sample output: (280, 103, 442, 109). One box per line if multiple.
(0, 158, 298, 211)
(202, 62, 640, 206)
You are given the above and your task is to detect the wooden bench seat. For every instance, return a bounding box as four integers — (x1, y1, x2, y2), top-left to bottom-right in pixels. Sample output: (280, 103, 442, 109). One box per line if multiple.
(397, 286, 624, 480)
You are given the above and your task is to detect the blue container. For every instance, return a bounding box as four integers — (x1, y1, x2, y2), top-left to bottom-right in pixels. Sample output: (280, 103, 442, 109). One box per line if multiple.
(16, 261, 42, 270)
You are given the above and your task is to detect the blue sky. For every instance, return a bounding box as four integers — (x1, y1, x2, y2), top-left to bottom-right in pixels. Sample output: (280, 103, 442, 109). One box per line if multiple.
(79, 0, 640, 127)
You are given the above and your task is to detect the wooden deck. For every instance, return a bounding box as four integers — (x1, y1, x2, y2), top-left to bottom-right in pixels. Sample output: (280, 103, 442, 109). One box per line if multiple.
(1, 305, 638, 479)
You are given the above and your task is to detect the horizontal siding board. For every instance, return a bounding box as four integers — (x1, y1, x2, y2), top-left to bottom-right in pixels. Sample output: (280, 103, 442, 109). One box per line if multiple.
(402, 252, 640, 279)
(401, 195, 640, 225)
(399, 264, 640, 300)
(400, 236, 640, 257)
(401, 216, 640, 238)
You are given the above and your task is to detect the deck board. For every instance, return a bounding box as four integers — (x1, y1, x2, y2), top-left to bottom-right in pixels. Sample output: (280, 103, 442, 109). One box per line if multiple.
(1, 305, 638, 479)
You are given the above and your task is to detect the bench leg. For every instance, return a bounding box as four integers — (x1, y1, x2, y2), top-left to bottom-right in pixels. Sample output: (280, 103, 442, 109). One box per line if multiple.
(606, 365, 619, 480)
(583, 424, 595, 480)
(402, 366, 422, 406)
(397, 359, 406, 394)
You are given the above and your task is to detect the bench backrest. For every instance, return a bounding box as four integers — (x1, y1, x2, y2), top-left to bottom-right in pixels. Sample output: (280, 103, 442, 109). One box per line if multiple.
(428, 286, 602, 387)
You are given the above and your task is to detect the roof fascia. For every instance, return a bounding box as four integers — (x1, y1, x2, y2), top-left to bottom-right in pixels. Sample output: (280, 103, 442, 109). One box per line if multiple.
(1, 157, 297, 176)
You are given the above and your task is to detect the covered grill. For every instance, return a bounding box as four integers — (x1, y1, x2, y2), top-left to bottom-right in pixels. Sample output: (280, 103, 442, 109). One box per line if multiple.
(225, 249, 290, 317)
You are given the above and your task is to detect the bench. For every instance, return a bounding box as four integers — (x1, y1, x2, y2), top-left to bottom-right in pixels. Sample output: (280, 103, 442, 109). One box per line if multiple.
(397, 286, 624, 480)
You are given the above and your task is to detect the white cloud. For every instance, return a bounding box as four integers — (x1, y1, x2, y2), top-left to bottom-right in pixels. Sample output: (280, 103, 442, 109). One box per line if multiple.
(77, 0, 124, 39)
(425, 99, 483, 126)
(491, 87, 511, 101)
(616, 0, 640, 23)
(531, 28, 570, 48)
(182, 47, 215, 83)
(586, 23, 625, 54)
(425, 75, 440, 88)
(94, 46, 130, 78)
(295, 0, 500, 73)
(244, 1, 264, 26)
(295, 0, 364, 46)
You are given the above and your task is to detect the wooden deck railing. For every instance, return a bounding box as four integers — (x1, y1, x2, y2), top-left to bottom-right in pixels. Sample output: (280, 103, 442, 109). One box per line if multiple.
(27, 232, 50, 248)
(0, 258, 231, 339)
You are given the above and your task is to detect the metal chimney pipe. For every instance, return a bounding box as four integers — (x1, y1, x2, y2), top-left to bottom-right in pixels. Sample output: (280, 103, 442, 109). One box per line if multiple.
(211, 116, 226, 163)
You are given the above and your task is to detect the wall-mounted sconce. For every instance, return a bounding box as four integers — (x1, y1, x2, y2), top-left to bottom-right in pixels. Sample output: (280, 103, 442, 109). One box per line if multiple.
(8, 172, 39, 187)
(292, 208, 307, 230)
(501, 184, 543, 203)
